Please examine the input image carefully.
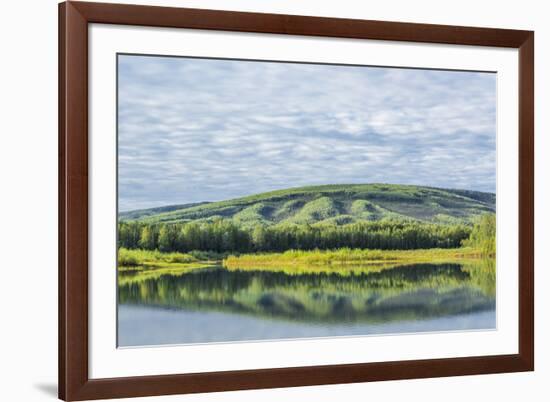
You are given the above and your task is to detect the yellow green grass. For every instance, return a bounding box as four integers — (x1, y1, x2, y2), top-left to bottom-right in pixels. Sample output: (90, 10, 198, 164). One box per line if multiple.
(118, 248, 216, 270)
(119, 246, 494, 278)
(223, 247, 490, 271)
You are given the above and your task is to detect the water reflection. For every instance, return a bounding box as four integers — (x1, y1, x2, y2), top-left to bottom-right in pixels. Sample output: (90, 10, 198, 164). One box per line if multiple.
(118, 260, 495, 325)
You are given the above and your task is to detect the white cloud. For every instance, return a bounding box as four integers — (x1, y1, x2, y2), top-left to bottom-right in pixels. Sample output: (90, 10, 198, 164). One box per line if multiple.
(118, 55, 496, 211)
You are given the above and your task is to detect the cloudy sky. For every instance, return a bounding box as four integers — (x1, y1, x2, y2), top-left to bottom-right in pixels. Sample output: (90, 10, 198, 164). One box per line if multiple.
(118, 54, 496, 212)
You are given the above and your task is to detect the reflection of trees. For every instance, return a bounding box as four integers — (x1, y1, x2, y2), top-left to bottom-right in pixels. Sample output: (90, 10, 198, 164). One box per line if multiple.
(118, 261, 495, 324)
(461, 258, 496, 296)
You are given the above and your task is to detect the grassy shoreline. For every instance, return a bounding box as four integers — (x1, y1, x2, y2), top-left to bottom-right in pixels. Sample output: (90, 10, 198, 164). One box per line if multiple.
(223, 247, 492, 269)
(118, 248, 220, 270)
(118, 246, 493, 275)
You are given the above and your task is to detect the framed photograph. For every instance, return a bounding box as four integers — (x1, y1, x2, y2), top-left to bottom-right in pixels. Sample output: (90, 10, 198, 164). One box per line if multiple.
(59, 1, 534, 400)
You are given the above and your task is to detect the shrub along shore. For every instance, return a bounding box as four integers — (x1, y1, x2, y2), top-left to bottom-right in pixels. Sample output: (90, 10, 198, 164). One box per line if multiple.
(118, 248, 223, 269)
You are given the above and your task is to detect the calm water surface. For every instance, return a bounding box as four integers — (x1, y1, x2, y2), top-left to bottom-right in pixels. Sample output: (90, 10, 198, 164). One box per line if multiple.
(117, 261, 496, 347)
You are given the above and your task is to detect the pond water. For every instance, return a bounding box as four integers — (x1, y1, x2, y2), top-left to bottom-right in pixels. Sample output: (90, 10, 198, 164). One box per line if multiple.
(117, 261, 496, 347)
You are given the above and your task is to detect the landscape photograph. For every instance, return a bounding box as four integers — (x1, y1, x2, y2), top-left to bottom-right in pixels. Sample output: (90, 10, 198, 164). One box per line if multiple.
(117, 54, 496, 347)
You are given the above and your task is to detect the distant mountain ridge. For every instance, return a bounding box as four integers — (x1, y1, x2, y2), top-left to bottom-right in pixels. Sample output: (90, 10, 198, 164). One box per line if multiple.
(119, 184, 495, 226)
(119, 202, 209, 221)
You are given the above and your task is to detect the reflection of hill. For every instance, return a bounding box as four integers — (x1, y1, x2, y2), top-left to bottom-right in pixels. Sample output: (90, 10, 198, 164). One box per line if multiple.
(118, 261, 495, 325)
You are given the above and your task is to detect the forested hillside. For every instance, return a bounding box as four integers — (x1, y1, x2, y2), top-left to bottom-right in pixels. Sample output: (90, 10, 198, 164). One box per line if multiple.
(118, 184, 496, 254)
(120, 184, 495, 225)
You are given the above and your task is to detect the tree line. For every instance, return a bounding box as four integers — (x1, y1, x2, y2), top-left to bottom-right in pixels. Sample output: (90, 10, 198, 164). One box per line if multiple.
(118, 218, 479, 253)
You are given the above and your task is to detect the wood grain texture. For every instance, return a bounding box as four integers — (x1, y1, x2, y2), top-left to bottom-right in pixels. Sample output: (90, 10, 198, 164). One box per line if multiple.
(72, 1, 531, 47)
(58, 1, 534, 400)
(59, 2, 89, 400)
(518, 33, 535, 370)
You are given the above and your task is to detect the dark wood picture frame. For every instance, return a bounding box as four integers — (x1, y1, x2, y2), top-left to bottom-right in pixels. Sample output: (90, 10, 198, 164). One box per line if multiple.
(59, 1, 534, 400)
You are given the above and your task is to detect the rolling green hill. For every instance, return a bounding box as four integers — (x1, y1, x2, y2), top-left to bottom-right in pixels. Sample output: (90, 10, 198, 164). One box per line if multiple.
(120, 184, 495, 226)
(119, 202, 209, 221)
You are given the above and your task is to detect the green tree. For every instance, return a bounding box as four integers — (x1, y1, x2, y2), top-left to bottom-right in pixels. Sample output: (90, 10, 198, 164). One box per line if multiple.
(138, 225, 158, 250)
(461, 214, 496, 256)
(158, 224, 179, 252)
